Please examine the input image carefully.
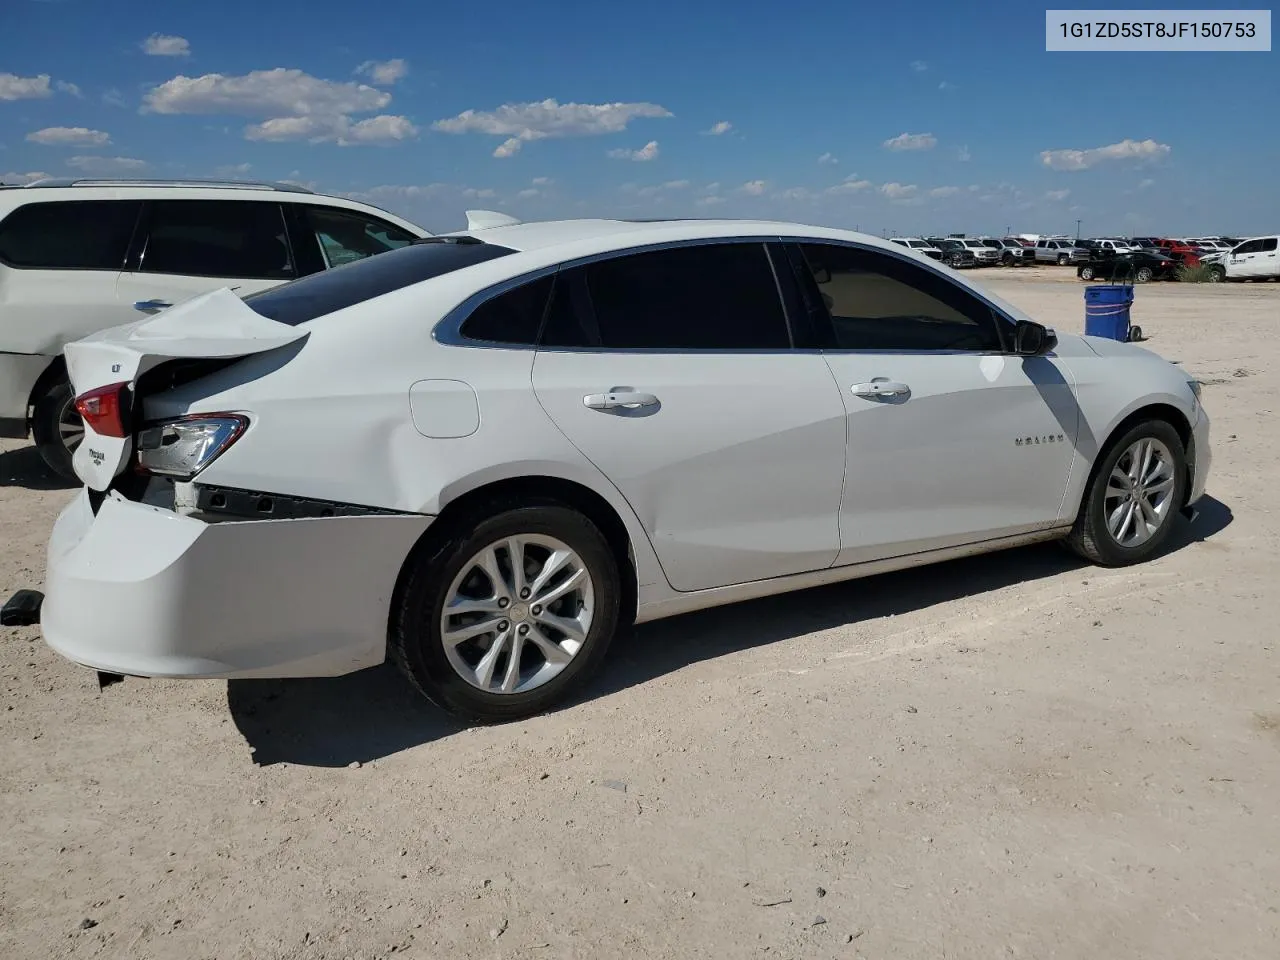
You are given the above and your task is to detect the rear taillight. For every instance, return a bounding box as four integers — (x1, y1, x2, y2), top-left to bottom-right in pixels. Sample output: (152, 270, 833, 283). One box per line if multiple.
(74, 382, 132, 438)
(136, 414, 248, 481)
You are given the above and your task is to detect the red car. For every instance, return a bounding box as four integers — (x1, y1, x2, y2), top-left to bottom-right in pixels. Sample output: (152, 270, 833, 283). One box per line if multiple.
(1155, 239, 1201, 266)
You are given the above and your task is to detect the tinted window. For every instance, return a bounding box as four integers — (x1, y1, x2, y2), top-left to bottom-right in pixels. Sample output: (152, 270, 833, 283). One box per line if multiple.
(0, 200, 139, 270)
(1261, 238, 1279, 252)
(1234, 239, 1262, 255)
(305, 206, 417, 268)
(552, 243, 790, 350)
(795, 243, 1002, 352)
(244, 239, 515, 326)
(141, 200, 293, 279)
(459, 275, 553, 344)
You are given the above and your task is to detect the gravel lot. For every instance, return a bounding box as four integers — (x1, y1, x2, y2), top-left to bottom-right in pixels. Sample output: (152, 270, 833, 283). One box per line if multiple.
(2, 270, 1278, 960)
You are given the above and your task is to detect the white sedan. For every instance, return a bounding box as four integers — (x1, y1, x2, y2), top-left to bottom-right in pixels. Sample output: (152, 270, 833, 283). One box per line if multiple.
(19, 214, 1211, 722)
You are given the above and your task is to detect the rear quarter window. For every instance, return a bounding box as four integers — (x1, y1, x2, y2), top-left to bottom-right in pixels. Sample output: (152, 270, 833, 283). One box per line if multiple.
(243, 239, 516, 326)
(0, 200, 141, 270)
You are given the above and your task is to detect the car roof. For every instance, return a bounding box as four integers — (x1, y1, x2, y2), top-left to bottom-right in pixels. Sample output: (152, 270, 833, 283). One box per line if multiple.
(447, 216, 918, 261)
(0, 179, 429, 236)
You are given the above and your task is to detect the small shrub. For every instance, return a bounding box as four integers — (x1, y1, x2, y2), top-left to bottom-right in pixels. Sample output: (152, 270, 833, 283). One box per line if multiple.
(1176, 263, 1218, 283)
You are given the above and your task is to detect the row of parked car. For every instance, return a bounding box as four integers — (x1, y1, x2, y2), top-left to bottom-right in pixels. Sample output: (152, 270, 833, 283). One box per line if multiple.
(891, 232, 1279, 283)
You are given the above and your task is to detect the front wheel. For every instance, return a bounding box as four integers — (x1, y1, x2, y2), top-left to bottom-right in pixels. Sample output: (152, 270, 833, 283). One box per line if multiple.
(1079, 266, 1095, 281)
(31, 377, 82, 482)
(390, 504, 622, 723)
(1065, 420, 1187, 566)
(1206, 266, 1225, 282)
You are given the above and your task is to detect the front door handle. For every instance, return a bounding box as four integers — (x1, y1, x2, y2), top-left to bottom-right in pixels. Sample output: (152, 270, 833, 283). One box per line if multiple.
(852, 380, 911, 400)
(133, 299, 173, 312)
(583, 390, 660, 411)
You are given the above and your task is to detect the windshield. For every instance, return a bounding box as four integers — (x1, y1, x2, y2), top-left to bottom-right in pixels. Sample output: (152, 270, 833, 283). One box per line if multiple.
(244, 239, 516, 327)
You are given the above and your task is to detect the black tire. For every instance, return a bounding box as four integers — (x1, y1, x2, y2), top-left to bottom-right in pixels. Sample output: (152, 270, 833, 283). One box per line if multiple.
(390, 503, 622, 723)
(1079, 266, 1095, 281)
(31, 377, 81, 482)
(1206, 265, 1225, 282)
(1127, 325, 1144, 342)
(1057, 254, 1070, 266)
(1135, 266, 1153, 283)
(1065, 419, 1187, 567)
(1002, 253, 1014, 266)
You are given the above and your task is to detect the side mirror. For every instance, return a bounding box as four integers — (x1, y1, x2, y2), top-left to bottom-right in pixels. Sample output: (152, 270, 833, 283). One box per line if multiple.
(1013, 319, 1057, 356)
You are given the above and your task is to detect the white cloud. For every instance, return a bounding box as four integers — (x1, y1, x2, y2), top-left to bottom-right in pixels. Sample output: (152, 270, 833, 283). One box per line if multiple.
(703, 182, 720, 194)
(462, 187, 497, 199)
(1044, 189, 1071, 201)
(65, 156, 149, 173)
(695, 195, 726, 207)
(102, 88, 128, 108)
(630, 179, 691, 198)
(433, 99, 672, 152)
(826, 175, 872, 195)
(607, 140, 659, 161)
(356, 59, 408, 85)
(1138, 178, 1154, 189)
(143, 34, 190, 57)
(883, 132, 937, 152)
(1040, 138, 1171, 171)
(938, 81, 955, 91)
(928, 185, 960, 198)
(703, 120, 732, 135)
(517, 188, 541, 199)
(244, 113, 418, 145)
(880, 182, 918, 200)
(55, 81, 82, 98)
(739, 179, 768, 196)
(531, 176, 553, 186)
(214, 162, 252, 176)
(818, 152, 838, 165)
(145, 68, 391, 118)
(0, 171, 51, 185)
(911, 60, 928, 72)
(26, 126, 111, 146)
(0, 73, 52, 100)
(773, 187, 816, 201)
(493, 138, 523, 158)
(956, 145, 972, 162)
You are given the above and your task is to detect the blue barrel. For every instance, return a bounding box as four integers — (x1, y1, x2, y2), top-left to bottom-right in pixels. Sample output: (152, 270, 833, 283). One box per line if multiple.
(1084, 284, 1134, 341)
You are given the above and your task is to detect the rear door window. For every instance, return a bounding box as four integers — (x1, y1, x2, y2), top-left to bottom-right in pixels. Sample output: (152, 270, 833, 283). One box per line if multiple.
(0, 200, 140, 270)
(139, 200, 294, 279)
(458, 275, 554, 345)
(303, 206, 417, 268)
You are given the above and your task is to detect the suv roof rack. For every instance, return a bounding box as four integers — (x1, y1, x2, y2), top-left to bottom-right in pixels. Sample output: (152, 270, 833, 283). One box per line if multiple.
(20, 177, 316, 195)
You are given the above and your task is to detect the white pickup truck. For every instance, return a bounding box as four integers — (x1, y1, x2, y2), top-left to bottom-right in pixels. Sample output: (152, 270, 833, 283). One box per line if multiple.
(1202, 236, 1280, 282)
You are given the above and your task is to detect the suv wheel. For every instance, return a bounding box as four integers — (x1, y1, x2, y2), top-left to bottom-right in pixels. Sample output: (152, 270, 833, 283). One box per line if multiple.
(1079, 265, 1095, 281)
(31, 377, 83, 481)
(390, 504, 622, 722)
(1206, 265, 1225, 282)
(1057, 253, 1070, 266)
(1065, 420, 1186, 566)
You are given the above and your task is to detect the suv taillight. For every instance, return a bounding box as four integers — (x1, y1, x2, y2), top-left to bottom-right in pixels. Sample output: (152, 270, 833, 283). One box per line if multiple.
(136, 414, 248, 480)
(74, 382, 132, 438)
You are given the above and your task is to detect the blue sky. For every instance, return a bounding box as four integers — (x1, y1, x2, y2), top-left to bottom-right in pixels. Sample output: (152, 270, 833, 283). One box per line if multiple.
(3, 0, 1277, 236)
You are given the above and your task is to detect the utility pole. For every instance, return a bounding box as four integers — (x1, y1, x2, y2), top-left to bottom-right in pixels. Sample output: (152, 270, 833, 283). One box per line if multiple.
(1075, 219, 1082, 240)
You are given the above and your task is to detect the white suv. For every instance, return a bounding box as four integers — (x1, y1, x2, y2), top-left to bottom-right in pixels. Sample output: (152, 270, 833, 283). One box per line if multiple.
(0, 178, 430, 477)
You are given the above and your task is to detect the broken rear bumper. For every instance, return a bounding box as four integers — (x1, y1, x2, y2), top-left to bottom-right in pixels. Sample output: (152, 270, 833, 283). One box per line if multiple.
(41, 489, 431, 679)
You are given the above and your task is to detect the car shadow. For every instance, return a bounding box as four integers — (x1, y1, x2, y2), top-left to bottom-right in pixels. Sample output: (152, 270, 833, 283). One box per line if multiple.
(0, 443, 77, 491)
(227, 498, 1232, 768)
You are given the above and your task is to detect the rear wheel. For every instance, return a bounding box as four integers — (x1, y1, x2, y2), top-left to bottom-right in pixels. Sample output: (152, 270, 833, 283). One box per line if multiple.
(1135, 266, 1154, 283)
(1057, 254, 1070, 266)
(31, 377, 82, 482)
(390, 504, 622, 723)
(1065, 420, 1186, 566)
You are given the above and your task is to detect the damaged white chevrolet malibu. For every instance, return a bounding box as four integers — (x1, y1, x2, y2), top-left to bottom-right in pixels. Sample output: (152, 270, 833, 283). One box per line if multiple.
(12, 213, 1210, 722)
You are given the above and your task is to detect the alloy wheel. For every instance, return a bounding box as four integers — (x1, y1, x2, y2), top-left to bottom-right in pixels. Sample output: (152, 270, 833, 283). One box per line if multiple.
(440, 534, 594, 694)
(58, 395, 84, 457)
(1104, 437, 1176, 548)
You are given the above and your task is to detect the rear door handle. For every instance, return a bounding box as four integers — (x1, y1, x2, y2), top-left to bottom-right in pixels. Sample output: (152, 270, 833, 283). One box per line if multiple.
(852, 380, 911, 399)
(583, 390, 660, 411)
(133, 299, 173, 312)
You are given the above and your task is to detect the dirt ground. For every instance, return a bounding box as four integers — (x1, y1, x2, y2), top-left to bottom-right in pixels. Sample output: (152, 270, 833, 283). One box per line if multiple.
(2, 269, 1278, 960)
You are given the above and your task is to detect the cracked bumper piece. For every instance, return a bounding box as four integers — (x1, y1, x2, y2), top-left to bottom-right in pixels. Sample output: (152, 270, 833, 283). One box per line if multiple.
(41, 489, 431, 679)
